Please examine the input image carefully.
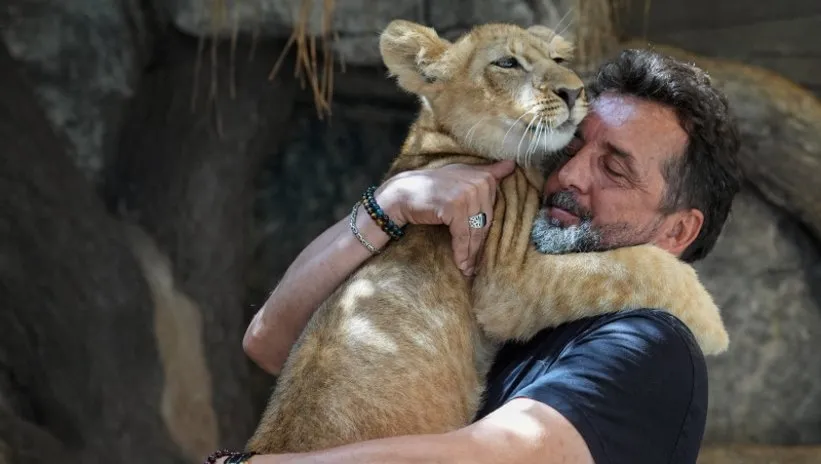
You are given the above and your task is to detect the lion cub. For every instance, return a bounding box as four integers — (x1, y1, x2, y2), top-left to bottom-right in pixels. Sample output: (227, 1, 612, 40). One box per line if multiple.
(247, 20, 728, 453)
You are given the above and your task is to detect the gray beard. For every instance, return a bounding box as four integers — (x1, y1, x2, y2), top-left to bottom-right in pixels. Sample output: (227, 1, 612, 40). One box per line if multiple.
(531, 213, 603, 254)
(531, 210, 661, 255)
(532, 189, 663, 255)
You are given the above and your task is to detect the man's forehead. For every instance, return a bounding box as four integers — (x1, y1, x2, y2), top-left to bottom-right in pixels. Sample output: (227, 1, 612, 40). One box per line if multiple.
(591, 92, 680, 129)
(588, 94, 631, 127)
(587, 92, 687, 155)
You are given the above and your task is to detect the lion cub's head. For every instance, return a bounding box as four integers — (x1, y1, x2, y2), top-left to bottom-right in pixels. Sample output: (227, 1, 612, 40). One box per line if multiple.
(380, 20, 588, 166)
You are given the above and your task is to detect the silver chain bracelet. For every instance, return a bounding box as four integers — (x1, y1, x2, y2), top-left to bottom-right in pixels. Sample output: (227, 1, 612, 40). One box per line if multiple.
(350, 201, 381, 254)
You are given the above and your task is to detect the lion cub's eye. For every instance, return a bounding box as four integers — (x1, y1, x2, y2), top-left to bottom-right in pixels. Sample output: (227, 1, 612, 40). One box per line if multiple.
(553, 57, 567, 65)
(492, 56, 521, 69)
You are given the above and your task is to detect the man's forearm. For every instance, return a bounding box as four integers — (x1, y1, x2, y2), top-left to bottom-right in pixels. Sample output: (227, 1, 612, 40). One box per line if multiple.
(240, 431, 476, 464)
(224, 398, 591, 464)
(243, 203, 393, 374)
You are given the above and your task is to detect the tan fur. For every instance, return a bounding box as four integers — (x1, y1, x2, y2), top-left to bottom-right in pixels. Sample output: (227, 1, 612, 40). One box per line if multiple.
(247, 20, 728, 454)
(124, 225, 220, 460)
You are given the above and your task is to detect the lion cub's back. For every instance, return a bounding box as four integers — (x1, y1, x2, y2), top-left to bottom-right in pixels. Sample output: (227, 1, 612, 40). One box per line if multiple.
(249, 225, 483, 453)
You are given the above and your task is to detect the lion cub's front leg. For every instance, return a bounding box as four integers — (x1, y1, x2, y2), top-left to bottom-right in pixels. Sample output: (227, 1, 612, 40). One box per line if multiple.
(472, 169, 729, 356)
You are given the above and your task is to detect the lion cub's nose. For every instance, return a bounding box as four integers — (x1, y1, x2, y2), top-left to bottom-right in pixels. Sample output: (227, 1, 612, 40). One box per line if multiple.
(556, 87, 582, 110)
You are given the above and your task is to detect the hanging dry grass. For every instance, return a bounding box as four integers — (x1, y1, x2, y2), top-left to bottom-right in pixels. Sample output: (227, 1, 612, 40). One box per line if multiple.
(191, 0, 245, 136)
(197, 0, 339, 122)
(268, 0, 339, 120)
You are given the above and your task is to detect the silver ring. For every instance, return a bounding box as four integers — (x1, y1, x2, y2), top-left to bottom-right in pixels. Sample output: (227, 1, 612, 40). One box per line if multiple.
(468, 212, 487, 229)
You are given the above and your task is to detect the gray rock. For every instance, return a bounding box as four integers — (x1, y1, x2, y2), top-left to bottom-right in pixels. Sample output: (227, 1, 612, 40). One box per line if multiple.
(165, 0, 576, 66)
(249, 93, 416, 297)
(697, 189, 821, 445)
(0, 0, 147, 182)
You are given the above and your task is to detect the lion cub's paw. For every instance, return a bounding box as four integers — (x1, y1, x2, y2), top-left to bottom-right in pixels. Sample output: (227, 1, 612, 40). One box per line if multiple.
(676, 271, 729, 356)
(632, 246, 729, 356)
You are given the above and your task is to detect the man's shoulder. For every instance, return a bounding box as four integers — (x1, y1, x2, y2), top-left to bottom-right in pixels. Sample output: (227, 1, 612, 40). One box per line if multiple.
(573, 309, 705, 354)
(572, 308, 699, 336)
(480, 309, 709, 463)
(495, 308, 705, 366)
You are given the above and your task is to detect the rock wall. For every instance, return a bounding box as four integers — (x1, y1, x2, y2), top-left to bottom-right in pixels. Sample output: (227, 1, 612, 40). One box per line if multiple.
(163, 0, 574, 65)
(0, 0, 151, 182)
(697, 191, 821, 444)
(620, 0, 821, 98)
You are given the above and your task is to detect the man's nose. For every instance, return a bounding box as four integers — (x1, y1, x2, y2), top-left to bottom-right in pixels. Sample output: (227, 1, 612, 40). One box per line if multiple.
(556, 149, 592, 194)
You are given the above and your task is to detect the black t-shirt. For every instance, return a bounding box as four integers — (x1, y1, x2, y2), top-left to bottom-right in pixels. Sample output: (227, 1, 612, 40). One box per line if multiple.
(475, 309, 708, 464)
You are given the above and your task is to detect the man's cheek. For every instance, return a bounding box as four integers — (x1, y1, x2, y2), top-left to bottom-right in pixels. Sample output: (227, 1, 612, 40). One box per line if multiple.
(590, 199, 626, 225)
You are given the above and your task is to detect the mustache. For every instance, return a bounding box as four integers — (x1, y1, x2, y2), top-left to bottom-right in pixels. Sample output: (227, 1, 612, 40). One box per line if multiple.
(545, 190, 592, 220)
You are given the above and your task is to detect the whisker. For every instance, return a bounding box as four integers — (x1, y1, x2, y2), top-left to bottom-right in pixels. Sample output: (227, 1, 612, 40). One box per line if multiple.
(534, 118, 547, 165)
(524, 120, 536, 166)
(525, 120, 536, 156)
(543, 124, 555, 158)
(541, 120, 552, 161)
(532, 118, 546, 166)
(464, 117, 488, 149)
(527, 119, 542, 158)
(501, 108, 538, 153)
(517, 114, 539, 163)
(555, 7, 575, 40)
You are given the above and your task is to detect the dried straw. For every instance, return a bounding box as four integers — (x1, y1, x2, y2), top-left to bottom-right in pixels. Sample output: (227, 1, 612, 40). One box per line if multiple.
(268, 0, 338, 120)
(198, 0, 339, 121)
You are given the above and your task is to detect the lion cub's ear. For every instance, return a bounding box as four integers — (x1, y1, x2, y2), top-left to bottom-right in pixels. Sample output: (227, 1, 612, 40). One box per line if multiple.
(527, 25, 575, 56)
(379, 20, 450, 94)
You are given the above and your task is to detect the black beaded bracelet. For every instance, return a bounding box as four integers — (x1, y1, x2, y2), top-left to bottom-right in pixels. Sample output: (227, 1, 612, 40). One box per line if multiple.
(361, 185, 406, 240)
(204, 449, 258, 464)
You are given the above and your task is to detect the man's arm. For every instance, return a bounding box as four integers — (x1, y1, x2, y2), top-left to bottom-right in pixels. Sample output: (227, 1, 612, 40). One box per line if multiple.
(220, 398, 592, 464)
(243, 161, 516, 374)
(242, 203, 393, 375)
(233, 311, 704, 464)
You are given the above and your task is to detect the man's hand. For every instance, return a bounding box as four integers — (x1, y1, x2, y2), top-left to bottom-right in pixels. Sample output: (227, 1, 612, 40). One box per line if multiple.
(376, 160, 516, 275)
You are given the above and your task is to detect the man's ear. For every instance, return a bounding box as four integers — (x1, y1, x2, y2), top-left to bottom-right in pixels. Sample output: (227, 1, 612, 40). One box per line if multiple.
(379, 20, 450, 94)
(655, 208, 704, 258)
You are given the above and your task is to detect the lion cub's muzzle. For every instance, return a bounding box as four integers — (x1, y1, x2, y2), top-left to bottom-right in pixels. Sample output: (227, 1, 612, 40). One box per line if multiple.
(555, 86, 582, 111)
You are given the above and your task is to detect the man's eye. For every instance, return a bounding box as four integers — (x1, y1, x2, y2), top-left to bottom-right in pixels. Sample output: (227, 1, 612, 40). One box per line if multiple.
(605, 162, 624, 178)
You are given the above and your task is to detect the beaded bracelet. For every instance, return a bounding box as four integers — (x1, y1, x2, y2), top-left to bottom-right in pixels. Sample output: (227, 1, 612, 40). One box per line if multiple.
(361, 185, 406, 241)
(203, 449, 258, 464)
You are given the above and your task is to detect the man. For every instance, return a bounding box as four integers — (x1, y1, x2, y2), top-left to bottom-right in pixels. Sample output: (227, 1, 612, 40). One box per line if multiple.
(236, 49, 741, 464)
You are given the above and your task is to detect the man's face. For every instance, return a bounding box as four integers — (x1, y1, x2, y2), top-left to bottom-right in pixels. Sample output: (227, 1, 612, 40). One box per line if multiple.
(534, 91, 692, 255)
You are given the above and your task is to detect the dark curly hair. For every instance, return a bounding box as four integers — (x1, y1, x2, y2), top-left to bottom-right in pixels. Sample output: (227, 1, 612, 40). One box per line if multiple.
(588, 49, 743, 262)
